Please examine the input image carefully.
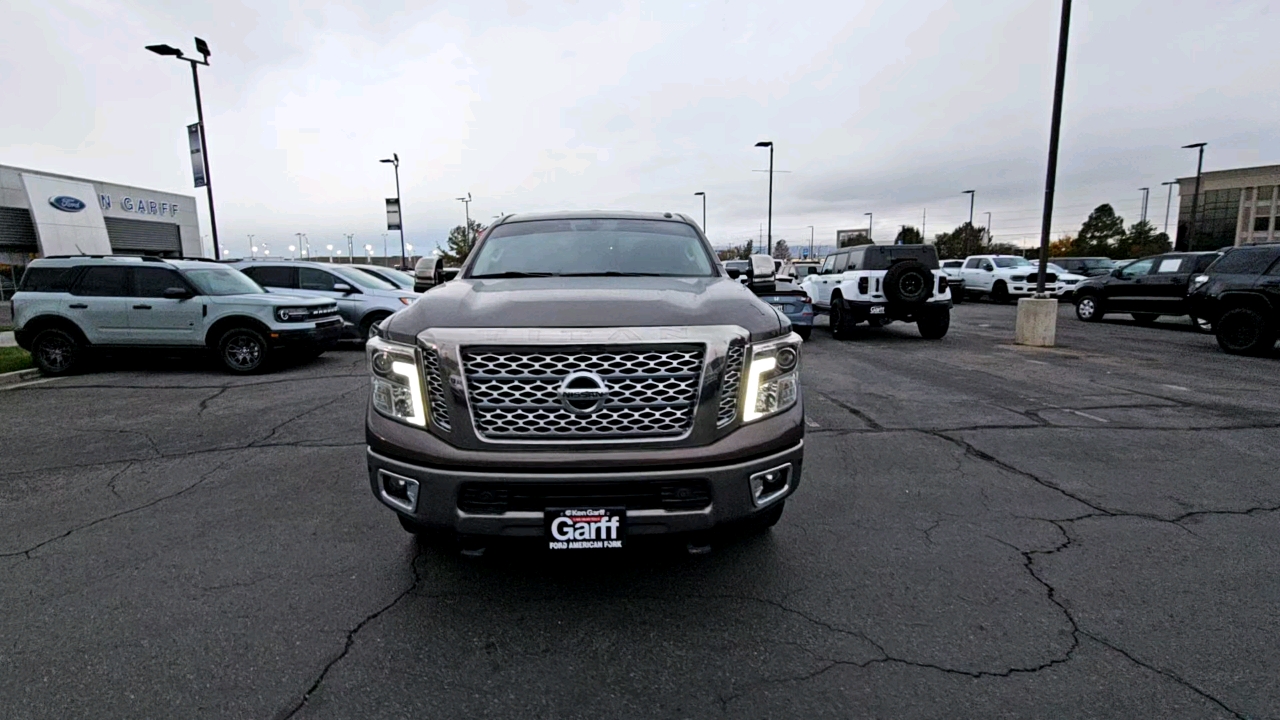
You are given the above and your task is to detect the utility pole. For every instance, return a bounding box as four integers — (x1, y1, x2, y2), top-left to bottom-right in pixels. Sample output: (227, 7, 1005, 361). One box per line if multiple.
(1139, 187, 1150, 223)
(985, 211, 993, 242)
(456, 193, 473, 253)
(922, 208, 927, 239)
(865, 212, 873, 242)
(807, 225, 814, 259)
(1182, 143, 1206, 251)
(1161, 180, 1178, 235)
(962, 190, 975, 226)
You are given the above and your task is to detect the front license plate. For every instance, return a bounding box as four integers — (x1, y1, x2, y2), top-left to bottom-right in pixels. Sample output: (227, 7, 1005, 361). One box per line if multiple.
(545, 508, 626, 550)
(869, 305, 886, 314)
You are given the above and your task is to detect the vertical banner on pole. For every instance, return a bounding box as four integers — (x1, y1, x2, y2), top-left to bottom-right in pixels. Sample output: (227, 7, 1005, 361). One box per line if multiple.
(386, 198, 402, 231)
(188, 124, 207, 188)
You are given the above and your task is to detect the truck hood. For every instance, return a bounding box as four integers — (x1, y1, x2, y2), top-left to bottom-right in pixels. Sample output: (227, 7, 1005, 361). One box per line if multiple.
(383, 276, 785, 342)
(208, 293, 333, 307)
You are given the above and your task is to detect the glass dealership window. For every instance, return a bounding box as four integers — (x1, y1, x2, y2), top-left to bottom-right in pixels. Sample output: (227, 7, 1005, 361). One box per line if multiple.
(1256, 185, 1274, 201)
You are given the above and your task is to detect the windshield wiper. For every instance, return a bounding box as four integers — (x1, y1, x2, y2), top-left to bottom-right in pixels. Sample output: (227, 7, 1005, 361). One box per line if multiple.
(559, 271, 667, 277)
(470, 271, 558, 278)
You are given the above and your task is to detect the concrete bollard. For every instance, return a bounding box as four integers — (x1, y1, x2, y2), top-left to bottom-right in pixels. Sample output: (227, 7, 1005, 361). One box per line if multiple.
(1015, 297, 1058, 347)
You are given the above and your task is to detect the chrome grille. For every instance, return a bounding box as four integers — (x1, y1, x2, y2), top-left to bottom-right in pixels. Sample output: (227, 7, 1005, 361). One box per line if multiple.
(462, 347, 704, 440)
(421, 348, 451, 430)
(717, 342, 746, 427)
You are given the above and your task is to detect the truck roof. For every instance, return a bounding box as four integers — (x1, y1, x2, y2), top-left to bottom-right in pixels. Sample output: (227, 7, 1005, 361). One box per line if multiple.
(496, 210, 697, 225)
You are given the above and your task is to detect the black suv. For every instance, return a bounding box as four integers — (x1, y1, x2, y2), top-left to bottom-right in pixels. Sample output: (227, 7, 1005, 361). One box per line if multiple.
(1188, 243, 1280, 355)
(1054, 257, 1118, 277)
(1072, 251, 1221, 327)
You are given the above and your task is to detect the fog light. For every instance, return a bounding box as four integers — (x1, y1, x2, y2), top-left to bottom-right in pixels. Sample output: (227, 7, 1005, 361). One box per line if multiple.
(749, 464, 791, 507)
(379, 470, 420, 512)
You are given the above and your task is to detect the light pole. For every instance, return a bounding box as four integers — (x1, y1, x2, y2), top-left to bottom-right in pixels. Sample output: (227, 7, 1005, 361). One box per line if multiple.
(694, 192, 706, 236)
(456, 193, 473, 252)
(807, 225, 814, 259)
(247, 234, 255, 258)
(147, 38, 221, 259)
(365, 244, 373, 262)
(326, 244, 334, 263)
(1161, 180, 1178, 235)
(382, 233, 388, 259)
(755, 141, 774, 255)
(1182, 143, 1207, 251)
(985, 211, 992, 241)
(962, 190, 975, 226)
(345, 233, 354, 263)
(1139, 187, 1150, 223)
(288, 244, 296, 259)
(379, 153, 405, 268)
(865, 212, 873, 242)
(1033, 0, 1073, 298)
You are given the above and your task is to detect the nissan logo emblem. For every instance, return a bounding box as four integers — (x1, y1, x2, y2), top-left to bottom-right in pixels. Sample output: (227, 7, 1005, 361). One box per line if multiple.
(558, 371, 609, 415)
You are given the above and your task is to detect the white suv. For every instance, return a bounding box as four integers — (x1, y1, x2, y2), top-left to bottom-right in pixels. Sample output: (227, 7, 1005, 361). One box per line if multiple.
(12, 256, 342, 375)
(800, 244, 952, 339)
(955, 255, 1063, 303)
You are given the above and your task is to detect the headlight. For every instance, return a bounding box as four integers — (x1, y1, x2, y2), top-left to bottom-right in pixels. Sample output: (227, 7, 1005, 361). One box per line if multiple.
(275, 306, 311, 322)
(1011, 275, 1027, 282)
(742, 333, 801, 423)
(398, 296, 414, 306)
(367, 337, 427, 427)
(1190, 274, 1209, 291)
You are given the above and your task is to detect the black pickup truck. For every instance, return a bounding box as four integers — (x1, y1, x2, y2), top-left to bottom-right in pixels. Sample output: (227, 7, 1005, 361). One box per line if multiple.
(1072, 251, 1222, 327)
(364, 211, 804, 552)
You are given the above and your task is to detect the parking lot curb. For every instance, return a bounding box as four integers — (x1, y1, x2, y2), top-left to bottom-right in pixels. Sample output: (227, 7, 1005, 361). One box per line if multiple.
(0, 368, 41, 386)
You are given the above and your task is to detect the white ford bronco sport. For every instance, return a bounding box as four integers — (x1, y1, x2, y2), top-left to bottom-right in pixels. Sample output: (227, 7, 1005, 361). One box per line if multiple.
(800, 244, 952, 339)
(12, 255, 342, 375)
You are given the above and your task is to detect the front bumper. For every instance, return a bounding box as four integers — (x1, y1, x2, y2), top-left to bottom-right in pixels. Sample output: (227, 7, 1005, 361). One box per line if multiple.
(271, 318, 342, 349)
(367, 439, 804, 537)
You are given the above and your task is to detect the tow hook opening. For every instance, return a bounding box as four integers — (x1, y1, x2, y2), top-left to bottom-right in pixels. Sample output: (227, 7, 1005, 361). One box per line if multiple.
(750, 464, 792, 507)
(379, 470, 420, 512)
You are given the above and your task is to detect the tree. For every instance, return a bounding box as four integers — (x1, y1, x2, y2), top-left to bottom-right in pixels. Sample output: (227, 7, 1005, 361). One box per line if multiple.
(987, 242, 1023, 256)
(1077, 204, 1126, 256)
(931, 222, 985, 259)
(717, 239, 753, 260)
(438, 219, 486, 266)
(1123, 220, 1171, 258)
(772, 239, 792, 260)
(894, 226, 924, 245)
(1048, 235, 1075, 257)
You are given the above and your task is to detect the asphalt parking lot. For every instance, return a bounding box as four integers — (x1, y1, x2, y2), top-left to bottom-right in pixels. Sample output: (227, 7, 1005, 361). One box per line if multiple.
(2, 304, 1277, 720)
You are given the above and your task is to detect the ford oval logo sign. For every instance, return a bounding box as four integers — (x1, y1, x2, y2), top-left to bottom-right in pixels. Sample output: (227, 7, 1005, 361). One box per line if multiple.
(49, 196, 87, 213)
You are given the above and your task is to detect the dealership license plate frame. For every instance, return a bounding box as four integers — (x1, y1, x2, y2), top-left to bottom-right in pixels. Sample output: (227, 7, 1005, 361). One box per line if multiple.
(545, 507, 627, 550)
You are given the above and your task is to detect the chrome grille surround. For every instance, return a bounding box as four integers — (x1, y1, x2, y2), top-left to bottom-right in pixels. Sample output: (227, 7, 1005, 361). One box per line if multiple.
(412, 326, 753, 448)
(717, 342, 746, 427)
(421, 347, 452, 430)
(462, 347, 705, 439)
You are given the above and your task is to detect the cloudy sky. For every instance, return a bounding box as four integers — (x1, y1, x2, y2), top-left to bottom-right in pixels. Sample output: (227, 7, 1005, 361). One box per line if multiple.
(3, 0, 1278, 257)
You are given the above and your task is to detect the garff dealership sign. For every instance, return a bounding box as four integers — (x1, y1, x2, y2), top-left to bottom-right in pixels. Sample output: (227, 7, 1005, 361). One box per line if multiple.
(97, 193, 180, 218)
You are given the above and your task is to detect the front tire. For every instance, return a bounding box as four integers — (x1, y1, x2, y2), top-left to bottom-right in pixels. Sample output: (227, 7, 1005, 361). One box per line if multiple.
(795, 326, 812, 340)
(1215, 307, 1276, 356)
(217, 327, 270, 374)
(1075, 295, 1103, 322)
(991, 281, 1011, 304)
(360, 312, 391, 341)
(917, 310, 950, 339)
(30, 328, 84, 376)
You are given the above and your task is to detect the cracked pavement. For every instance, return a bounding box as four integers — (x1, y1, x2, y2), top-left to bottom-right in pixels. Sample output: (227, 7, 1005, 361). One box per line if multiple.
(1, 304, 1277, 719)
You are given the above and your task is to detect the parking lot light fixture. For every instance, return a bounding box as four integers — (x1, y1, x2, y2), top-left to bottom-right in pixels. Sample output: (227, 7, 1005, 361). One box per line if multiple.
(380, 154, 405, 267)
(961, 190, 975, 226)
(1182, 143, 1207, 251)
(865, 212, 873, 242)
(326, 244, 334, 262)
(1161, 180, 1178, 234)
(148, 38, 220, 259)
(755, 142, 774, 255)
(288, 244, 296, 259)
(694, 192, 706, 236)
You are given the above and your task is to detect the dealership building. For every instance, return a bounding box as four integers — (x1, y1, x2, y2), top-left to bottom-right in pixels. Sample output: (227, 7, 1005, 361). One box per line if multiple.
(1177, 163, 1280, 250)
(0, 164, 202, 267)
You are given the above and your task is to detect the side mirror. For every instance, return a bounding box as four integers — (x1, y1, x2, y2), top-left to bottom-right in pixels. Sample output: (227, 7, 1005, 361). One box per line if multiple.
(163, 287, 193, 299)
(725, 267, 741, 280)
(1111, 268, 1123, 278)
(333, 283, 357, 294)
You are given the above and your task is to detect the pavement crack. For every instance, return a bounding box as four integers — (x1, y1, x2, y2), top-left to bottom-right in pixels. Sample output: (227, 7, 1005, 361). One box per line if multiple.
(197, 386, 229, 416)
(813, 390, 884, 430)
(1082, 631, 1247, 719)
(0, 456, 234, 559)
(251, 386, 365, 448)
(276, 545, 424, 720)
(104, 461, 134, 500)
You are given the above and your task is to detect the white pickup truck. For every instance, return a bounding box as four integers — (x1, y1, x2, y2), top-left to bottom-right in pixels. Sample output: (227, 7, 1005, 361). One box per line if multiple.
(955, 255, 1062, 303)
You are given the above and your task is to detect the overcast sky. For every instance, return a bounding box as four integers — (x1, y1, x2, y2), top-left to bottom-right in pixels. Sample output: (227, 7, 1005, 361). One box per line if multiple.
(3, 0, 1278, 257)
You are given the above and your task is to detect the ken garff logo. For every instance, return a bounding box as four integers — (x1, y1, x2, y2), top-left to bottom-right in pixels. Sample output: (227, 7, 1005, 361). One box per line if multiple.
(558, 371, 610, 415)
(48, 196, 87, 213)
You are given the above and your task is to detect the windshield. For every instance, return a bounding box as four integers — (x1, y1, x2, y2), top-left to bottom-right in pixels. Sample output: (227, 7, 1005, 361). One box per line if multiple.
(355, 266, 413, 288)
(468, 219, 715, 277)
(331, 266, 398, 290)
(1081, 258, 1116, 268)
(181, 267, 265, 296)
(993, 257, 1032, 268)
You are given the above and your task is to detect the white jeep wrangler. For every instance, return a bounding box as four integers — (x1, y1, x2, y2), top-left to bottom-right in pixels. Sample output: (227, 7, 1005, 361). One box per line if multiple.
(800, 244, 952, 339)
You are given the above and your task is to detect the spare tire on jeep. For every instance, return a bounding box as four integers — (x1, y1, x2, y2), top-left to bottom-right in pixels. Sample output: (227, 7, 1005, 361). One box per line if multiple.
(883, 260, 932, 304)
